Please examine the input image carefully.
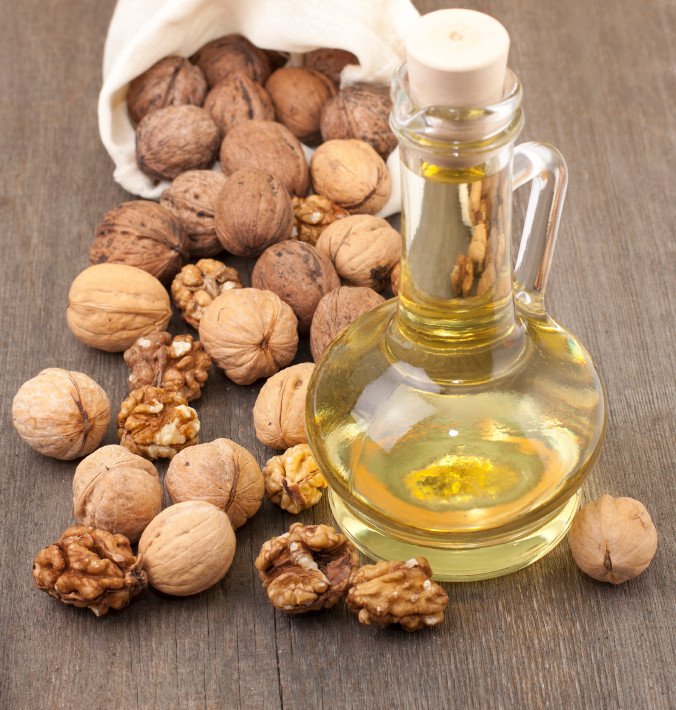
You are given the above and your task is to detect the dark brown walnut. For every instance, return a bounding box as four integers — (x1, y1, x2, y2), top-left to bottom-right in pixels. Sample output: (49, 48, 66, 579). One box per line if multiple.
(346, 558, 449, 632)
(320, 83, 396, 158)
(89, 200, 188, 282)
(252, 240, 340, 332)
(117, 385, 200, 460)
(136, 105, 220, 181)
(192, 34, 271, 87)
(160, 170, 227, 257)
(214, 168, 293, 256)
(303, 48, 358, 85)
(255, 523, 359, 613)
(127, 56, 207, 124)
(33, 525, 146, 616)
(123, 331, 211, 402)
(291, 194, 348, 245)
(310, 285, 384, 360)
(171, 259, 242, 329)
(219, 120, 309, 196)
(391, 261, 401, 295)
(204, 73, 274, 137)
(263, 444, 327, 514)
(265, 67, 336, 145)
(265, 49, 290, 72)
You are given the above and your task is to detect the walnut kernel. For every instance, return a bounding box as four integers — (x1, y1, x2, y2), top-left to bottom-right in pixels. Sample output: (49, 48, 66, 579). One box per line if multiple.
(263, 444, 327, 514)
(291, 194, 348, 245)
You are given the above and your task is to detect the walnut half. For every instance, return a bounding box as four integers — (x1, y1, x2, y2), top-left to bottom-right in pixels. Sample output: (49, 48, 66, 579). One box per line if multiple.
(263, 444, 327, 514)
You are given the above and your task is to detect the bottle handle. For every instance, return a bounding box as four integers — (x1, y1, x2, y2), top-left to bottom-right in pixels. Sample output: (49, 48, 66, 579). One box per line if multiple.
(512, 141, 568, 313)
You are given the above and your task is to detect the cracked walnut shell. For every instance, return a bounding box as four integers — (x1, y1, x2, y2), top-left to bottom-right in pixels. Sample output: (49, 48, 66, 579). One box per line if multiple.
(263, 444, 327, 514)
(123, 331, 211, 402)
(255, 523, 359, 613)
(33, 526, 146, 616)
(166, 438, 264, 529)
(203, 73, 274, 137)
(291, 194, 348, 245)
(12, 368, 110, 460)
(346, 558, 449, 631)
(192, 34, 271, 88)
(117, 385, 200, 460)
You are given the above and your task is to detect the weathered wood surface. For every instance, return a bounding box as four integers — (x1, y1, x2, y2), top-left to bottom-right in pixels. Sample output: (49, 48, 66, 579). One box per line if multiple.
(0, 1, 674, 708)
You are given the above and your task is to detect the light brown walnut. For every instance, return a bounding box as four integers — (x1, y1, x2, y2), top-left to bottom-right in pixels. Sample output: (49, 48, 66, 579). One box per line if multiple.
(263, 444, 327, 514)
(303, 48, 358, 85)
(291, 194, 348, 245)
(391, 261, 401, 295)
(204, 73, 274, 137)
(192, 34, 271, 87)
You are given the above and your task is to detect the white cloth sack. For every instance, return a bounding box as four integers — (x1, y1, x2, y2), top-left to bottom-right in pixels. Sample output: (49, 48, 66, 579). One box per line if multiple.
(99, 0, 420, 217)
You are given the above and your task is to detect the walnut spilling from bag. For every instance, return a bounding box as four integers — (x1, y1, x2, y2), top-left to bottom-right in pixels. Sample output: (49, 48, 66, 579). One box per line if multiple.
(123, 331, 211, 402)
(33, 525, 146, 616)
(117, 385, 200, 460)
(291, 194, 348, 245)
(346, 557, 448, 632)
(263, 444, 327, 514)
(171, 259, 242, 329)
(255, 523, 358, 613)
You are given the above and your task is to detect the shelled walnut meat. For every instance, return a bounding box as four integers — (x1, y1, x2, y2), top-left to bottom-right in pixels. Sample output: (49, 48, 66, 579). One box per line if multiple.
(160, 170, 227, 257)
(252, 240, 340, 332)
(303, 48, 358, 85)
(256, 523, 359, 613)
(12, 368, 110, 460)
(346, 558, 449, 632)
(127, 56, 207, 124)
(166, 438, 264, 529)
(123, 331, 211, 402)
(263, 444, 327, 514)
(171, 259, 242, 329)
(291, 194, 348, 245)
(199, 288, 298, 385)
(204, 73, 274, 137)
(192, 34, 271, 87)
(89, 200, 188, 282)
(33, 526, 146, 616)
(117, 385, 200, 460)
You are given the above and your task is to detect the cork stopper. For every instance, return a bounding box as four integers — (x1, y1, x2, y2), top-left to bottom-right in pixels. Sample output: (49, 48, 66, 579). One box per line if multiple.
(405, 9, 510, 108)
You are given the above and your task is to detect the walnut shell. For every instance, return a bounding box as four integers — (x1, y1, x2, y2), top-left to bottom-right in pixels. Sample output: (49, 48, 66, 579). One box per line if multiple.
(316, 215, 401, 291)
(136, 105, 220, 181)
(67, 264, 172, 352)
(320, 83, 395, 158)
(73, 445, 163, 542)
(303, 48, 358, 85)
(252, 240, 340, 333)
(138, 501, 236, 596)
(265, 49, 290, 72)
(252, 362, 314, 449)
(160, 170, 227, 257)
(310, 286, 385, 360)
(310, 139, 390, 214)
(192, 34, 271, 88)
(214, 168, 293, 256)
(219, 120, 309, 196)
(12, 368, 110, 460)
(127, 56, 207, 124)
(391, 261, 401, 295)
(89, 200, 188, 282)
(265, 67, 336, 145)
(166, 438, 264, 529)
(199, 288, 298, 385)
(204, 73, 274, 137)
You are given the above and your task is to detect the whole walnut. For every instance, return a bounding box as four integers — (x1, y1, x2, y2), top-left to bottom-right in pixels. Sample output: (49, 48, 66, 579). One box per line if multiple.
(214, 168, 292, 256)
(265, 49, 290, 72)
(253, 362, 314, 449)
(303, 48, 358, 85)
(13, 368, 110, 460)
(127, 56, 207, 124)
(263, 444, 327, 514)
(199, 288, 298, 385)
(136, 105, 220, 181)
(204, 73, 274, 137)
(139, 500, 236, 596)
(192, 34, 271, 87)
(219, 120, 309, 196)
(252, 241, 340, 332)
(67, 264, 171, 352)
(310, 139, 391, 214)
(310, 286, 385, 360)
(73, 445, 163, 543)
(391, 261, 401, 295)
(166, 438, 264, 529)
(160, 170, 227, 257)
(291, 194, 348, 245)
(265, 67, 336, 145)
(316, 215, 401, 291)
(320, 83, 396, 158)
(33, 526, 146, 616)
(89, 200, 188, 282)
(171, 259, 242, 329)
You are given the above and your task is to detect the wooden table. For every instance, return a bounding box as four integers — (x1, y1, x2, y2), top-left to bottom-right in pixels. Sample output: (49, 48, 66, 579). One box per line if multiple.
(1, 1, 674, 707)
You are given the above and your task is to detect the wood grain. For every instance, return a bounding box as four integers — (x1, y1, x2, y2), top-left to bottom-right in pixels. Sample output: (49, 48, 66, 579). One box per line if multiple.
(0, 1, 674, 708)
